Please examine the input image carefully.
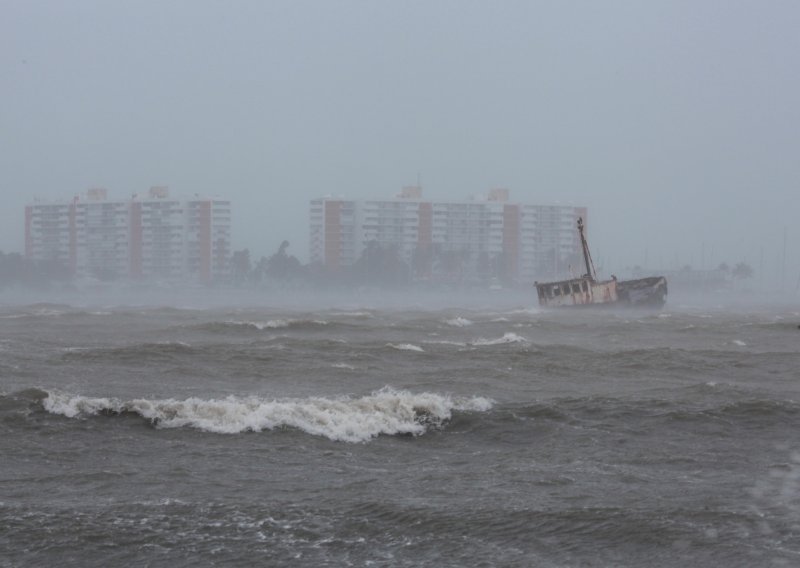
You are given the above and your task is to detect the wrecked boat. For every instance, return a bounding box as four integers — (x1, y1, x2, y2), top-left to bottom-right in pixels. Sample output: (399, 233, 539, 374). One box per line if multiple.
(534, 218, 667, 308)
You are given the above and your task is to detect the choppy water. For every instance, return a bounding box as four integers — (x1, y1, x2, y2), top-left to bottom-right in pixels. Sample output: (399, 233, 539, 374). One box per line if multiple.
(2, 295, 800, 566)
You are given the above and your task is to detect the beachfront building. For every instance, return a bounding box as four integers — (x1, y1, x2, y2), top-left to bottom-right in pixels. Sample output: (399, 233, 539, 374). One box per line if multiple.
(309, 187, 586, 286)
(25, 187, 231, 284)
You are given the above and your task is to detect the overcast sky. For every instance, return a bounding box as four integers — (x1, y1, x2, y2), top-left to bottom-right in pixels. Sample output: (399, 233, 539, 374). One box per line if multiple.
(2, 1, 799, 287)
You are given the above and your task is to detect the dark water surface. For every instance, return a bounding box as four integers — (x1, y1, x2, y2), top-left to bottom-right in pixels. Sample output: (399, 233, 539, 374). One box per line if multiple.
(2, 294, 799, 566)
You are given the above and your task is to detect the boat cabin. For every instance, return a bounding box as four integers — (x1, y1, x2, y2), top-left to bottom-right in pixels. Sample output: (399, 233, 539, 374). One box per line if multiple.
(535, 276, 618, 308)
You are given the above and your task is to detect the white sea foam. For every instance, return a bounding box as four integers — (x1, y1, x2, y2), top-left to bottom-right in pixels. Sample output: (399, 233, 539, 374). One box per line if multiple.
(161, 341, 192, 348)
(251, 320, 290, 329)
(445, 317, 473, 327)
(387, 343, 425, 352)
(41, 388, 494, 443)
(331, 363, 356, 370)
(227, 319, 328, 330)
(731, 340, 747, 347)
(424, 340, 468, 347)
(471, 332, 528, 346)
(31, 308, 66, 317)
(329, 311, 373, 318)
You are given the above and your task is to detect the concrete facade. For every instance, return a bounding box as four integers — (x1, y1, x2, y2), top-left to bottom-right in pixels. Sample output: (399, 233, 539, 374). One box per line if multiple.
(309, 187, 587, 285)
(25, 188, 231, 283)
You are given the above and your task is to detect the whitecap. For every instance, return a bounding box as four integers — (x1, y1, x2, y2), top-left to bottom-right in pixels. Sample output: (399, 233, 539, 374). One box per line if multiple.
(41, 388, 494, 443)
(424, 340, 468, 347)
(329, 311, 373, 318)
(226, 319, 289, 330)
(445, 317, 472, 327)
(387, 343, 425, 352)
(471, 332, 528, 346)
(253, 320, 290, 329)
(731, 340, 747, 347)
(31, 309, 66, 317)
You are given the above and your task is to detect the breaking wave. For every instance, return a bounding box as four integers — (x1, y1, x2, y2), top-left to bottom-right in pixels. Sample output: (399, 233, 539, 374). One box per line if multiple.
(40, 388, 494, 443)
(444, 317, 473, 327)
(326, 311, 373, 318)
(386, 343, 425, 352)
(471, 332, 528, 346)
(188, 319, 330, 332)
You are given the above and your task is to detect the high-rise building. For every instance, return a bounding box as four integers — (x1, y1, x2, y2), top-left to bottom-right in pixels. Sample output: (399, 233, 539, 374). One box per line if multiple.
(309, 187, 586, 285)
(25, 187, 231, 283)
(73, 188, 130, 280)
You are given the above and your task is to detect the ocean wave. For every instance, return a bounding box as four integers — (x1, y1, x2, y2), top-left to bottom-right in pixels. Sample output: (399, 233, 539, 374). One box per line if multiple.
(234, 319, 291, 330)
(326, 311, 373, 318)
(444, 317, 473, 327)
(504, 307, 541, 316)
(0, 308, 66, 319)
(501, 393, 800, 426)
(0, 387, 50, 411)
(39, 388, 494, 443)
(61, 342, 196, 362)
(471, 332, 528, 346)
(424, 340, 468, 347)
(386, 343, 425, 352)
(186, 319, 331, 333)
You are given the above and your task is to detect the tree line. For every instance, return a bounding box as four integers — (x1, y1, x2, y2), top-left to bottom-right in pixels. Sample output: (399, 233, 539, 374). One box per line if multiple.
(230, 240, 532, 289)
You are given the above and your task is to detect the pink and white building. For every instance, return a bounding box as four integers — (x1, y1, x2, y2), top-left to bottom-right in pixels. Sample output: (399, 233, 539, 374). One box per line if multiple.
(25, 187, 231, 283)
(310, 187, 587, 285)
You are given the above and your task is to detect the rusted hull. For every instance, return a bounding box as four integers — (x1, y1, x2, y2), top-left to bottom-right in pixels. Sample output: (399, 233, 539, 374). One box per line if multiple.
(536, 276, 667, 309)
(537, 216, 667, 309)
(616, 276, 668, 307)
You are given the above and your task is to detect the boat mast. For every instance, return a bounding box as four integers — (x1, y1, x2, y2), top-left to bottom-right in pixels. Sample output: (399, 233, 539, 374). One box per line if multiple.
(578, 217, 597, 281)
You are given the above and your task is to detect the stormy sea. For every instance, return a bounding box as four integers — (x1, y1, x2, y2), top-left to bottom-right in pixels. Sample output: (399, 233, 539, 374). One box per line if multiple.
(1, 291, 799, 567)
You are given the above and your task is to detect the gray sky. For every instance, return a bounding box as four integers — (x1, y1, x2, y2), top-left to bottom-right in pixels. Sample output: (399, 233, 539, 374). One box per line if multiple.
(2, 1, 799, 287)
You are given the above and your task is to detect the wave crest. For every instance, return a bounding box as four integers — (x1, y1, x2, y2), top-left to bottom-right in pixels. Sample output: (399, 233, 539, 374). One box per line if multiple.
(472, 332, 528, 346)
(188, 319, 329, 332)
(41, 388, 494, 443)
(386, 343, 425, 352)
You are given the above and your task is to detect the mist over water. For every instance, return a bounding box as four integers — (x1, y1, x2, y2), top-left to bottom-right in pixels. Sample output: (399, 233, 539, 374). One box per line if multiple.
(2, 290, 800, 566)
(3, 0, 800, 563)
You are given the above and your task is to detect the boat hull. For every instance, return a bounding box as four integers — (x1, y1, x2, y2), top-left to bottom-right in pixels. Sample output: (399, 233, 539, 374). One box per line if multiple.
(615, 276, 668, 308)
(535, 275, 667, 309)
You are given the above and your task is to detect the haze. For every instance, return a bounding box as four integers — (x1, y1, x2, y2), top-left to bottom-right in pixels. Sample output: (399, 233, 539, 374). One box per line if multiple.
(2, 0, 799, 289)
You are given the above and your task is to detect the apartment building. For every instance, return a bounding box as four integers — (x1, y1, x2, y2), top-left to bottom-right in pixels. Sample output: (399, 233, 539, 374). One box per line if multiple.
(309, 187, 586, 285)
(25, 187, 231, 283)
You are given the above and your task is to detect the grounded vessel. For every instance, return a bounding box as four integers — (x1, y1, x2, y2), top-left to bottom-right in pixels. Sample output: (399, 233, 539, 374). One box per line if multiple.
(534, 218, 667, 308)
